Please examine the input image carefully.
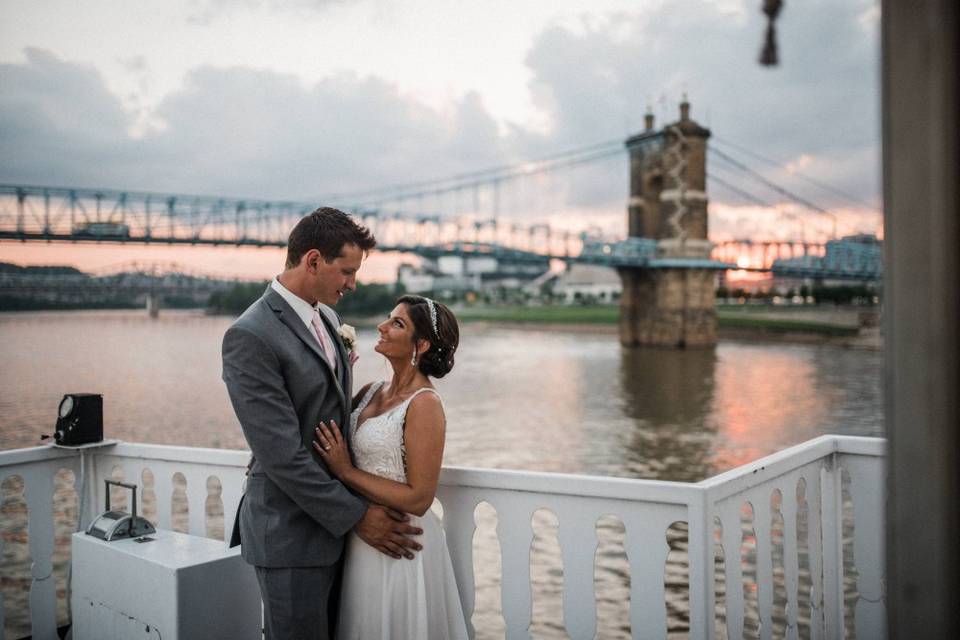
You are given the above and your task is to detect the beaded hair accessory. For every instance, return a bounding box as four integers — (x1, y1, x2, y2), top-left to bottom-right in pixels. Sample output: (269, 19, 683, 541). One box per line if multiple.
(424, 297, 439, 337)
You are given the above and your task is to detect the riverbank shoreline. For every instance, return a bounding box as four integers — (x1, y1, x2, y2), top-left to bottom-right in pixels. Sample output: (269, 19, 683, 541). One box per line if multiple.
(436, 320, 882, 349)
(344, 304, 882, 350)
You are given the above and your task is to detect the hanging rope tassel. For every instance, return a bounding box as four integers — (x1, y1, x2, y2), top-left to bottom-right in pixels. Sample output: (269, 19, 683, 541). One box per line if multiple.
(759, 0, 783, 66)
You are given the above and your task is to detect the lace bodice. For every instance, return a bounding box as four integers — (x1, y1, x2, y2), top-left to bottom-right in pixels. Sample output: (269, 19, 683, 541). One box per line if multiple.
(349, 381, 442, 484)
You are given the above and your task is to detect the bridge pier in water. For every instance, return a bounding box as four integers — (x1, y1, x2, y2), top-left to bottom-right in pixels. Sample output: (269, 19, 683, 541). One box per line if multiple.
(146, 292, 160, 318)
(618, 268, 717, 347)
(618, 98, 718, 348)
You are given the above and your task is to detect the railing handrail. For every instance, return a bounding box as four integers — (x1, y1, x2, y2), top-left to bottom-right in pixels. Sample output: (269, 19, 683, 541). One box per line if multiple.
(95, 441, 251, 466)
(439, 465, 698, 504)
(2, 434, 886, 479)
(2, 435, 886, 493)
(0, 444, 83, 466)
(698, 434, 885, 499)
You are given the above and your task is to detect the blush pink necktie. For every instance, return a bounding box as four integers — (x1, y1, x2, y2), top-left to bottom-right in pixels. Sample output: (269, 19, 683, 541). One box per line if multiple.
(310, 309, 338, 372)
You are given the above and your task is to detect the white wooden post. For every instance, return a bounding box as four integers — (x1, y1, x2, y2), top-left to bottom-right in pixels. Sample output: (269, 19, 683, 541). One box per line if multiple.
(844, 453, 887, 639)
(25, 466, 57, 640)
(819, 453, 845, 638)
(687, 493, 713, 640)
(435, 487, 479, 639)
(720, 499, 744, 639)
(781, 478, 800, 640)
(754, 493, 774, 640)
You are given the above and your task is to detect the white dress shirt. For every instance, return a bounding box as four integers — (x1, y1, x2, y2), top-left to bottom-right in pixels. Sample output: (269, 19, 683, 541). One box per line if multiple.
(271, 278, 339, 369)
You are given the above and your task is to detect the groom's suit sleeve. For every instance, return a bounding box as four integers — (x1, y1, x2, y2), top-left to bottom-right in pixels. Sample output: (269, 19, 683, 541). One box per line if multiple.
(223, 324, 366, 538)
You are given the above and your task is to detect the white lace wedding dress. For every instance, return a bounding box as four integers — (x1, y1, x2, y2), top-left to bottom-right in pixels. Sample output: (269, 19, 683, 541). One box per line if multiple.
(337, 381, 469, 640)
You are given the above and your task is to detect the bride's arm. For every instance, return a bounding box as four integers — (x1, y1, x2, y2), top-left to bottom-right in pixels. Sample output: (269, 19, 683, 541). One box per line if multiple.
(315, 393, 445, 517)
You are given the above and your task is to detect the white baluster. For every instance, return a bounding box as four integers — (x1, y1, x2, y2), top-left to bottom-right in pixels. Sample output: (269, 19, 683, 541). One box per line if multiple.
(495, 497, 533, 640)
(122, 462, 143, 520)
(154, 467, 173, 531)
(169, 471, 189, 533)
(754, 492, 773, 640)
(25, 465, 57, 640)
(621, 510, 672, 640)
(720, 501, 744, 640)
(186, 470, 206, 536)
(140, 467, 158, 527)
(556, 504, 597, 639)
(436, 486, 478, 637)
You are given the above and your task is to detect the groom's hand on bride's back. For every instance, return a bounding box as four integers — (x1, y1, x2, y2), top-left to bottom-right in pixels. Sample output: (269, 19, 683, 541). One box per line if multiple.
(355, 504, 423, 560)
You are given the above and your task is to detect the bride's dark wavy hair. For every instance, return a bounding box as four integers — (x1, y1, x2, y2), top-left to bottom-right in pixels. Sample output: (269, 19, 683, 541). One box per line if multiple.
(397, 295, 459, 378)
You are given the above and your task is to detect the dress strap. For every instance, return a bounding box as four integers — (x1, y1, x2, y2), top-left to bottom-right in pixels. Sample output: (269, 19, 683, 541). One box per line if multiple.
(402, 387, 443, 410)
(358, 381, 384, 413)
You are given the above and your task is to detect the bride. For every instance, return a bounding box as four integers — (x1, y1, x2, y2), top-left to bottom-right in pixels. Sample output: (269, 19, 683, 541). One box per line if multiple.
(314, 295, 469, 640)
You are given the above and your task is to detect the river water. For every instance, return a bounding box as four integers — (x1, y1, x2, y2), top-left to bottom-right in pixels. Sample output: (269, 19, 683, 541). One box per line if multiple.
(0, 309, 883, 638)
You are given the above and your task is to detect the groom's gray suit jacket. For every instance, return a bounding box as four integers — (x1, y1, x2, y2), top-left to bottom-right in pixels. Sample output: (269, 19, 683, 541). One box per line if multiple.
(223, 285, 366, 567)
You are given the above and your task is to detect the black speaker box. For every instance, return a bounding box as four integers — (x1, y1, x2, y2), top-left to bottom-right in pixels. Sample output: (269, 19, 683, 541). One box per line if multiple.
(55, 393, 103, 446)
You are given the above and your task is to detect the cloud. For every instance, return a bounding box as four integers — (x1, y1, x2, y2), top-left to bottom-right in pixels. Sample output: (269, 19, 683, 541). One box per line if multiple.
(0, 50, 509, 202)
(0, 0, 880, 241)
(186, 0, 353, 26)
(520, 0, 881, 219)
(0, 48, 141, 186)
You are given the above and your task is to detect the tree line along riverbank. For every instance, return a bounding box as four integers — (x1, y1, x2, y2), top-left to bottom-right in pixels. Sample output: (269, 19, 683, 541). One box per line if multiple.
(450, 304, 869, 334)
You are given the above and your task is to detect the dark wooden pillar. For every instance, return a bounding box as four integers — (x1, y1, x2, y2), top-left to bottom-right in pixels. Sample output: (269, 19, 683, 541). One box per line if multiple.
(883, 1, 960, 635)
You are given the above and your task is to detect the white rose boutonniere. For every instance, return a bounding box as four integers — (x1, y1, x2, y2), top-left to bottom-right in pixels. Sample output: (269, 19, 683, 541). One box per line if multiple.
(338, 323, 359, 365)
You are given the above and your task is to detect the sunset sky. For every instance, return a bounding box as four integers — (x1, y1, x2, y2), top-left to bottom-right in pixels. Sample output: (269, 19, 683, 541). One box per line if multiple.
(0, 0, 881, 281)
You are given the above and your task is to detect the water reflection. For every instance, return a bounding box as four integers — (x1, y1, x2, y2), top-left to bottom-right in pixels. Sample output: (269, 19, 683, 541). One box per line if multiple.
(617, 346, 718, 482)
(0, 311, 883, 483)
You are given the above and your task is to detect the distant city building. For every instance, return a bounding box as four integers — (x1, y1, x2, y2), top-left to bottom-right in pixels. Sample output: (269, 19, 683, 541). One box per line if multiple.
(397, 262, 476, 294)
(551, 264, 621, 304)
(773, 233, 882, 285)
(397, 254, 549, 294)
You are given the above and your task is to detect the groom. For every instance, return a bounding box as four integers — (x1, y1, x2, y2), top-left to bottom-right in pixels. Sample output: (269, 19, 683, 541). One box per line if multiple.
(223, 207, 423, 639)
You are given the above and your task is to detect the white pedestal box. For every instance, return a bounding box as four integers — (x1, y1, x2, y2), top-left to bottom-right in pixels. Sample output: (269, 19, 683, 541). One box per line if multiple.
(71, 529, 261, 640)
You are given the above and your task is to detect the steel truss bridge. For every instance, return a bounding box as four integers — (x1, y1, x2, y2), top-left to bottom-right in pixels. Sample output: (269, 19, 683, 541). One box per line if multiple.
(0, 184, 881, 281)
(0, 261, 249, 305)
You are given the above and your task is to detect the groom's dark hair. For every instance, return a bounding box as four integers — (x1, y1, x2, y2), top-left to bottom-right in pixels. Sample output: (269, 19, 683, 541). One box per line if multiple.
(285, 207, 376, 268)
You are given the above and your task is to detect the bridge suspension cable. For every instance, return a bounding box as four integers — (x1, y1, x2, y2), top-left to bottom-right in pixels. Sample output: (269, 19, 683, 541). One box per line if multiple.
(321, 138, 626, 207)
(711, 135, 877, 210)
(708, 146, 839, 237)
(708, 167, 814, 242)
(708, 172, 776, 209)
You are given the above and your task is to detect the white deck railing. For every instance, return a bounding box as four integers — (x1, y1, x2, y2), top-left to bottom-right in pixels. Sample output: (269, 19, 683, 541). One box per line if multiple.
(0, 435, 885, 639)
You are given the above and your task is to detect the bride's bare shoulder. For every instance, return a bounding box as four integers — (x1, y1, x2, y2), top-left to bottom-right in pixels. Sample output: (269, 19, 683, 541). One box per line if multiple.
(406, 388, 445, 426)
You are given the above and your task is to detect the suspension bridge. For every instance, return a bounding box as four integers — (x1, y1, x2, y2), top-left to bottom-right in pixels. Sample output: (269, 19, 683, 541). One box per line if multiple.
(0, 100, 880, 343)
(0, 183, 876, 276)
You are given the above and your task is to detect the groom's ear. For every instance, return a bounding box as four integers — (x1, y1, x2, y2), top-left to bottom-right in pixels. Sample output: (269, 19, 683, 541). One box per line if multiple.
(303, 249, 322, 272)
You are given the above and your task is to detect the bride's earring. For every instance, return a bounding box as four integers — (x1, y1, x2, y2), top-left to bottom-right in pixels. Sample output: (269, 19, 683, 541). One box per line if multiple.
(411, 349, 418, 366)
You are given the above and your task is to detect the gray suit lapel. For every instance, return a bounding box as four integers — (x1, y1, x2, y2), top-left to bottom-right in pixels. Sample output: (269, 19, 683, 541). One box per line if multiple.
(264, 289, 348, 417)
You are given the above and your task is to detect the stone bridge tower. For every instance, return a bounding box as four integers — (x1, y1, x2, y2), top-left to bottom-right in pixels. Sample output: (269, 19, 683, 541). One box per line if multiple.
(619, 98, 717, 347)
